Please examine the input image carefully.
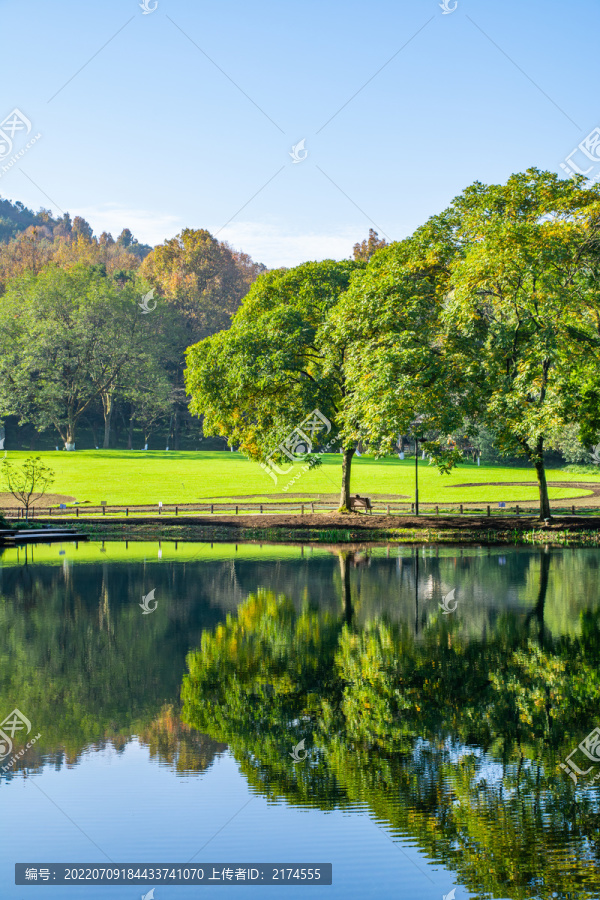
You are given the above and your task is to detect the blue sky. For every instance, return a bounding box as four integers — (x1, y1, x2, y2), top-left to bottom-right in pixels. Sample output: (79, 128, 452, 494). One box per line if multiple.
(1, 0, 598, 266)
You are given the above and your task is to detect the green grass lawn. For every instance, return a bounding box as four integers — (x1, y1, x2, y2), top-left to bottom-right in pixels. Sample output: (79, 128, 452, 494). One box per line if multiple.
(1, 450, 598, 506)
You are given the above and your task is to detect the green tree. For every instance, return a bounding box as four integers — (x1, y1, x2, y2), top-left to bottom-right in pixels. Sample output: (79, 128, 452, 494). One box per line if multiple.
(329, 220, 463, 470)
(0, 266, 164, 448)
(184, 259, 365, 508)
(442, 168, 600, 518)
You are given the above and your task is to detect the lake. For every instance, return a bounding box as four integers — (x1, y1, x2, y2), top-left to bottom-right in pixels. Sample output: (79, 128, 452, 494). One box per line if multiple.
(1, 540, 599, 899)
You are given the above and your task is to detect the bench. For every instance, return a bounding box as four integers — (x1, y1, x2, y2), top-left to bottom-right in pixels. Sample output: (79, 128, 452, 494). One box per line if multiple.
(349, 494, 372, 514)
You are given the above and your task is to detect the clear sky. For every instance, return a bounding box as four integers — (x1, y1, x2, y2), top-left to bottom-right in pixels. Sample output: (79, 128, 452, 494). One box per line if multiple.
(1, 0, 598, 266)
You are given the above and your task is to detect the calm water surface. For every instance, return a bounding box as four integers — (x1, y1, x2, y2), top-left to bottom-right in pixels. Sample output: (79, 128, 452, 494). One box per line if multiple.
(1, 540, 599, 899)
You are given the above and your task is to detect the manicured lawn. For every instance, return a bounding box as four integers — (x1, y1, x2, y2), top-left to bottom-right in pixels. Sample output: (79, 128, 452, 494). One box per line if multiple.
(0, 450, 597, 506)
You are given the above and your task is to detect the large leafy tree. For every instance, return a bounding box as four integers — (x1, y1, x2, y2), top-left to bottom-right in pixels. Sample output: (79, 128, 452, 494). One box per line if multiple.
(0, 266, 164, 448)
(442, 169, 600, 518)
(336, 170, 600, 518)
(184, 259, 365, 508)
(328, 217, 465, 472)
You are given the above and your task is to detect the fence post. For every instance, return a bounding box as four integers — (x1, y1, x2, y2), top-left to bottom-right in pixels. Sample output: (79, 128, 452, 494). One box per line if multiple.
(516, 505, 520, 516)
(572, 505, 575, 515)
(260, 504, 263, 514)
(235, 505, 238, 515)
(301, 504, 304, 515)
(311, 502, 314, 514)
(102, 506, 106, 516)
(76, 508, 79, 518)
(460, 504, 463, 514)
(487, 505, 491, 517)
(176, 506, 178, 516)
(436, 505, 439, 515)
(387, 504, 390, 515)
(211, 504, 213, 515)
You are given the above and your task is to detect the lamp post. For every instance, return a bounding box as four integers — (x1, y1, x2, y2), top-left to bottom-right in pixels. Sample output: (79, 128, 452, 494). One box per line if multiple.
(411, 416, 425, 517)
(414, 435, 419, 517)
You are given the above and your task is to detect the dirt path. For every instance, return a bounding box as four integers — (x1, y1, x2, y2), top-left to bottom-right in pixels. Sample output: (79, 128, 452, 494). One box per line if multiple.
(35, 510, 600, 536)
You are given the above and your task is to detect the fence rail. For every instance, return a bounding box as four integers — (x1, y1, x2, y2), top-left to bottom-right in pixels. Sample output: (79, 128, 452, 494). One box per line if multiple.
(2, 502, 597, 519)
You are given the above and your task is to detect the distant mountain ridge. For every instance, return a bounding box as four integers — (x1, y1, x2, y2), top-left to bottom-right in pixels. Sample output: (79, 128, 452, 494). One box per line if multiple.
(0, 195, 152, 257)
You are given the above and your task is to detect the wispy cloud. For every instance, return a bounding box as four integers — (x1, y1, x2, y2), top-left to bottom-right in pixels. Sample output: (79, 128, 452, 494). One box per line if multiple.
(216, 221, 368, 268)
(77, 205, 183, 246)
(75, 209, 386, 267)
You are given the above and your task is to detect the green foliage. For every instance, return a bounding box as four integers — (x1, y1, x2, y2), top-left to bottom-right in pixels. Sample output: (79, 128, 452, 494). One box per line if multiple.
(179, 578, 600, 894)
(185, 259, 363, 504)
(182, 590, 343, 746)
(0, 266, 169, 447)
(442, 169, 600, 515)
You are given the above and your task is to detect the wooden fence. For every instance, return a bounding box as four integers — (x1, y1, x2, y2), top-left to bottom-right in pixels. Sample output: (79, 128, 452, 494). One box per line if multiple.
(2, 502, 594, 519)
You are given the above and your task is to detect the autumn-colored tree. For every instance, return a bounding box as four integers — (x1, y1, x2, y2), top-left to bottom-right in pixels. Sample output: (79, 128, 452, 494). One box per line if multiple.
(142, 228, 266, 448)
(140, 228, 266, 344)
(352, 228, 387, 261)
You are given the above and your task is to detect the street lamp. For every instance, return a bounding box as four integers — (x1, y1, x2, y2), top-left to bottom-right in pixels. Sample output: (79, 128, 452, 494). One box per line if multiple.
(410, 416, 425, 517)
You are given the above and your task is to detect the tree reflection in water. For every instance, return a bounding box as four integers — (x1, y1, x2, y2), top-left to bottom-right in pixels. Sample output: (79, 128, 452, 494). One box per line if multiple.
(182, 551, 600, 900)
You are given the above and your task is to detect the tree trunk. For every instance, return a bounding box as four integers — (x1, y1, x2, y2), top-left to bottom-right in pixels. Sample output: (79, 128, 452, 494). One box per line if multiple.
(173, 406, 180, 451)
(102, 393, 113, 449)
(337, 551, 354, 626)
(339, 447, 355, 511)
(534, 453, 551, 520)
(127, 414, 134, 450)
(526, 550, 550, 648)
(65, 419, 76, 450)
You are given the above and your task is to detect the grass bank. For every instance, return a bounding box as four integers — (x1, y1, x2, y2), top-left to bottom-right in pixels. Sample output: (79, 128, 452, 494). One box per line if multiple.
(1, 450, 598, 507)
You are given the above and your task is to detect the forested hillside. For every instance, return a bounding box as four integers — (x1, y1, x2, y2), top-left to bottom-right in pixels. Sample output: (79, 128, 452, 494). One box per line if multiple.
(0, 196, 267, 450)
